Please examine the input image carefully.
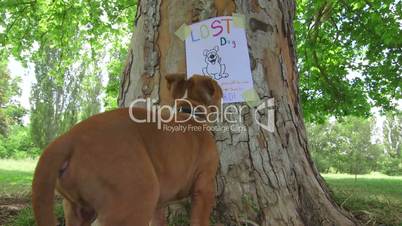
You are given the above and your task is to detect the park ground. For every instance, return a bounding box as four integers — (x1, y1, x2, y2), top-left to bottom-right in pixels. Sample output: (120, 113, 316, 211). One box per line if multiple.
(0, 159, 401, 226)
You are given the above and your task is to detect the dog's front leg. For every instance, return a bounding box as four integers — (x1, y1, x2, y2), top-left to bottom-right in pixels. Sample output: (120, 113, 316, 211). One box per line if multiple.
(190, 176, 215, 226)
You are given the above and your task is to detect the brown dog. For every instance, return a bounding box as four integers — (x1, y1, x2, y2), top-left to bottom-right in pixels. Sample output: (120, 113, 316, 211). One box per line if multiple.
(32, 74, 222, 226)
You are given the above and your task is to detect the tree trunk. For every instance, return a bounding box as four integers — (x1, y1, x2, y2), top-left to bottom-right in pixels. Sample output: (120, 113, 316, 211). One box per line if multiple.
(117, 0, 358, 225)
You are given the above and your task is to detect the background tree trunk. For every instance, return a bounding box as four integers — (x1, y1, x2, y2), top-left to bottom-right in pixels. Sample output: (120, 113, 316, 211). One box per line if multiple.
(117, 0, 358, 225)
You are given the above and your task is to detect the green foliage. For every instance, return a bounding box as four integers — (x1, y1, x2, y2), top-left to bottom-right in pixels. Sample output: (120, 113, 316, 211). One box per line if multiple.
(0, 0, 136, 108)
(0, 62, 33, 158)
(0, 0, 136, 64)
(307, 116, 396, 175)
(381, 158, 402, 176)
(380, 112, 402, 175)
(296, 0, 401, 121)
(383, 112, 402, 158)
(1, 0, 136, 148)
(104, 42, 129, 110)
(29, 46, 103, 149)
(0, 61, 26, 136)
(0, 125, 39, 158)
(0, 0, 399, 123)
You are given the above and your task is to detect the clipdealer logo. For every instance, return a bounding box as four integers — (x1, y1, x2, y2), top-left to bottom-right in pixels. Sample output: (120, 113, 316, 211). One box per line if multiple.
(128, 98, 276, 132)
(254, 98, 276, 133)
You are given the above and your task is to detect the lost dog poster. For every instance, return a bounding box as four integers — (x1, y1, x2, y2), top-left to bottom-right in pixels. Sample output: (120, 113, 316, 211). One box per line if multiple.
(183, 16, 254, 103)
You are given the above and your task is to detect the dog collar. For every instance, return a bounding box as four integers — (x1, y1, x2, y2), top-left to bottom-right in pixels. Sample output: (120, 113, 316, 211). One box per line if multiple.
(177, 107, 206, 119)
(178, 106, 193, 114)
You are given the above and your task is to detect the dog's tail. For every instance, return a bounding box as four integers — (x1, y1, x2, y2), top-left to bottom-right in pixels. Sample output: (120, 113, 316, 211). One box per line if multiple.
(32, 134, 72, 226)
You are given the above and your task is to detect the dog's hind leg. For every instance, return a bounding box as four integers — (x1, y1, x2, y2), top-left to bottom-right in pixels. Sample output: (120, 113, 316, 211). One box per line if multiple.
(63, 199, 77, 226)
(63, 199, 96, 226)
(96, 155, 160, 226)
(150, 208, 168, 226)
(97, 189, 159, 226)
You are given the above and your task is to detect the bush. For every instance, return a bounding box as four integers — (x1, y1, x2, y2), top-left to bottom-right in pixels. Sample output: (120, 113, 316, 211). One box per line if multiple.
(380, 158, 402, 176)
(0, 125, 40, 159)
(307, 117, 402, 176)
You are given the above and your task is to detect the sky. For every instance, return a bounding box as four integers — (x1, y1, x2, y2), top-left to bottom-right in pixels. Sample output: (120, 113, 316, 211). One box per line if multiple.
(8, 57, 36, 110)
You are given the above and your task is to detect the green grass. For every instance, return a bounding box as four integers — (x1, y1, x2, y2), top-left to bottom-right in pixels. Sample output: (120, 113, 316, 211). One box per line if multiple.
(0, 159, 65, 226)
(323, 173, 402, 226)
(5, 204, 65, 226)
(1, 160, 402, 225)
(0, 159, 37, 198)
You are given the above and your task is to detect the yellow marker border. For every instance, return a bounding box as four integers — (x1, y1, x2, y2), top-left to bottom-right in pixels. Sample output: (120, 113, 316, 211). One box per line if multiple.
(232, 13, 246, 28)
(175, 23, 191, 41)
(242, 88, 260, 108)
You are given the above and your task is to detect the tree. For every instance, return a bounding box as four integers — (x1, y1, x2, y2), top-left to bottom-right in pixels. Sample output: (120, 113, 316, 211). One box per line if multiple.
(381, 112, 402, 175)
(1, 1, 400, 122)
(104, 42, 129, 110)
(296, 0, 402, 122)
(308, 117, 383, 175)
(383, 112, 402, 158)
(0, 60, 25, 136)
(0, 124, 39, 158)
(341, 117, 379, 176)
(1, 1, 134, 149)
(118, 1, 357, 225)
(0, 0, 135, 113)
(1, 0, 399, 224)
(30, 47, 103, 149)
(307, 121, 345, 173)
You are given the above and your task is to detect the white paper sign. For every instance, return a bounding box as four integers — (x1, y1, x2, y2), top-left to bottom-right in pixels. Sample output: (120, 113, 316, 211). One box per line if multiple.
(185, 16, 254, 103)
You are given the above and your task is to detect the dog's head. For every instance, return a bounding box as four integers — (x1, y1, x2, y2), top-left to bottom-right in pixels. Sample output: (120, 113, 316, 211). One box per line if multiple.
(203, 46, 220, 65)
(166, 73, 223, 115)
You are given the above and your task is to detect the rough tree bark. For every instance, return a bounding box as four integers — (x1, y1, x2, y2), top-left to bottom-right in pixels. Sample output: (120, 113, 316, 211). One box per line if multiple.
(117, 0, 358, 225)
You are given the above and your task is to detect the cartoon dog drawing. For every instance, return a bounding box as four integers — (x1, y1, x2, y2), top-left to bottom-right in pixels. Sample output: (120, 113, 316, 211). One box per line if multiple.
(202, 46, 229, 80)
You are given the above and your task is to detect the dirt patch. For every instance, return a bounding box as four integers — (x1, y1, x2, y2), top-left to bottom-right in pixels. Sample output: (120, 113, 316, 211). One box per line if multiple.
(0, 197, 30, 225)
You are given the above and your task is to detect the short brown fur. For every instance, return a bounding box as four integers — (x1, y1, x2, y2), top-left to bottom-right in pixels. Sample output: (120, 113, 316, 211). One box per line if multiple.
(32, 74, 222, 226)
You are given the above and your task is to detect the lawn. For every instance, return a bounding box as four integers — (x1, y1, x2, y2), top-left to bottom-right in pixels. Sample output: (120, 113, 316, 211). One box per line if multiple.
(0, 160, 401, 225)
(323, 173, 402, 226)
(0, 159, 37, 225)
(0, 159, 37, 198)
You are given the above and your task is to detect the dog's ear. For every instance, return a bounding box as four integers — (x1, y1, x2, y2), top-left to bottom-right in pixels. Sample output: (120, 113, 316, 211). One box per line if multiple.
(203, 49, 209, 56)
(189, 75, 223, 106)
(165, 73, 187, 98)
(213, 46, 219, 52)
(205, 78, 223, 106)
(166, 73, 186, 90)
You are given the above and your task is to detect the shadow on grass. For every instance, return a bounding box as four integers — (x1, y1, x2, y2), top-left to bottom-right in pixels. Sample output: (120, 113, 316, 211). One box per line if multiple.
(0, 169, 33, 198)
(4, 203, 65, 226)
(324, 176, 402, 226)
